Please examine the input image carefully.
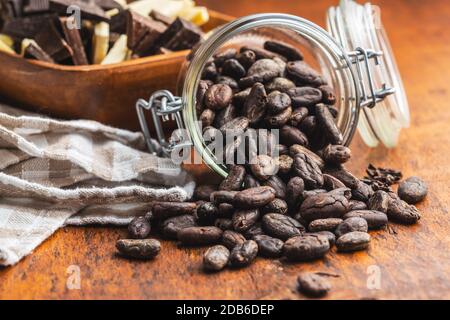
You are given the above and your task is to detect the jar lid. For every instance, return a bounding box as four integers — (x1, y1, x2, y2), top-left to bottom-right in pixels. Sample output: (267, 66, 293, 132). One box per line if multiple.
(326, 0, 410, 147)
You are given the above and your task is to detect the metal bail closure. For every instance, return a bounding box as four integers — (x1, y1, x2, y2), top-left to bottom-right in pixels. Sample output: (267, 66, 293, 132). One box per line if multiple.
(347, 47, 395, 108)
(136, 90, 191, 157)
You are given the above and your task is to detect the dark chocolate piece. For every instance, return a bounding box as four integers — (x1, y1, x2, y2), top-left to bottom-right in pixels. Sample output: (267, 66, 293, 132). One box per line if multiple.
(93, 0, 122, 11)
(156, 17, 202, 51)
(60, 16, 88, 65)
(34, 19, 73, 62)
(126, 10, 166, 56)
(110, 7, 127, 33)
(24, 41, 54, 63)
(2, 13, 55, 39)
(49, 0, 109, 22)
(23, 0, 50, 14)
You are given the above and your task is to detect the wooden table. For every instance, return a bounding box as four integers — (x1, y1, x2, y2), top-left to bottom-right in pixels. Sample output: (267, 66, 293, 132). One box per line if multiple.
(1, 0, 449, 300)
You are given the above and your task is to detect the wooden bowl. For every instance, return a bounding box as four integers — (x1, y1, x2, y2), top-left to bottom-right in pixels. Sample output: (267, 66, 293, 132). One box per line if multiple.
(0, 10, 233, 131)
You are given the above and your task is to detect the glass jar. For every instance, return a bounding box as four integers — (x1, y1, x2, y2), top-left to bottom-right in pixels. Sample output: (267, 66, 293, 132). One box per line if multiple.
(136, 0, 409, 178)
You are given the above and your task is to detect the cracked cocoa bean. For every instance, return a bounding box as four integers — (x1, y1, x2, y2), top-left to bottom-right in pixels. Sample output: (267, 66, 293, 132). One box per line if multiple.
(262, 175, 287, 199)
(210, 190, 238, 204)
(323, 166, 359, 189)
(323, 173, 347, 190)
(288, 107, 309, 127)
(293, 152, 323, 189)
(287, 87, 322, 107)
(297, 273, 331, 297)
(196, 202, 219, 225)
(233, 186, 276, 209)
(219, 165, 246, 191)
(240, 59, 282, 87)
(398, 176, 428, 204)
(286, 61, 324, 87)
(367, 190, 389, 213)
(253, 234, 284, 258)
(250, 155, 279, 181)
(336, 231, 370, 252)
(276, 154, 293, 175)
(203, 245, 230, 271)
(283, 234, 330, 261)
(116, 239, 161, 259)
(289, 144, 324, 169)
(266, 90, 291, 114)
(152, 202, 197, 220)
(236, 49, 256, 69)
(262, 213, 305, 240)
(222, 58, 246, 79)
(265, 106, 292, 127)
(315, 104, 343, 145)
(343, 210, 388, 230)
(229, 240, 258, 267)
(286, 176, 305, 208)
(387, 192, 421, 224)
(204, 83, 233, 110)
(232, 209, 260, 233)
(351, 181, 374, 202)
(322, 145, 351, 164)
(335, 217, 368, 238)
(319, 85, 336, 105)
(128, 216, 151, 239)
(262, 198, 288, 215)
(308, 218, 343, 232)
(243, 83, 268, 124)
(161, 214, 197, 239)
(348, 200, 368, 211)
(265, 77, 296, 93)
(178, 226, 223, 246)
(280, 125, 309, 147)
(221, 230, 246, 250)
(299, 192, 349, 222)
(199, 109, 215, 127)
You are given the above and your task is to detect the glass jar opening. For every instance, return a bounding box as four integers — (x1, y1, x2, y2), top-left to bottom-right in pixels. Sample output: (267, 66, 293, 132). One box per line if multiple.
(180, 14, 359, 178)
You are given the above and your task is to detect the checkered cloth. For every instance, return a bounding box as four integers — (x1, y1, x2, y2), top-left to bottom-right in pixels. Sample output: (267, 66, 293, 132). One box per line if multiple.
(0, 103, 195, 266)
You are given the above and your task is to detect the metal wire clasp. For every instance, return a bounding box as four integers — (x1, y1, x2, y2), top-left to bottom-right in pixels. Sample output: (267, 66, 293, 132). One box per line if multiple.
(136, 90, 191, 157)
(348, 47, 395, 108)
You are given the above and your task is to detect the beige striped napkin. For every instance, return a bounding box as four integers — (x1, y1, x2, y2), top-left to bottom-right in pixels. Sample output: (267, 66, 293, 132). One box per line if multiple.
(0, 103, 194, 266)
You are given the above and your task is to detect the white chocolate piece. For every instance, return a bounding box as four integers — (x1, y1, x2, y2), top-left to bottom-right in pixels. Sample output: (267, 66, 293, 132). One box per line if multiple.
(0, 34, 14, 47)
(0, 39, 15, 54)
(101, 34, 128, 65)
(181, 6, 209, 26)
(92, 22, 110, 64)
(129, 0, 189, 18)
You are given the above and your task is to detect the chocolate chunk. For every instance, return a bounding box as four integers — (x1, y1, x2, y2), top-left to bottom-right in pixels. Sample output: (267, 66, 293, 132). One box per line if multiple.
(60, 16, 88, 65)
(34, 19, 73, 62)
(110, 8, 128, 33)
(127, 10, 166, 56)
(23, 41, 54, 63)
(156, 17, 202, 51)
(23, 0, 50, 15)
(49, 0, 109, 22)
(2, 13, 55, 39)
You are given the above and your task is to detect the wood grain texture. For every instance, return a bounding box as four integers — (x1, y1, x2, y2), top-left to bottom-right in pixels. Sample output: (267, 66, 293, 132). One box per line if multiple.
(0, 0, 450, 300)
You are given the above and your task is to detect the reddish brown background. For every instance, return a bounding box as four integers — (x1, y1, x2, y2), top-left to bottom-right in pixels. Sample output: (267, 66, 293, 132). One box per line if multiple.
(0, 0, 449, 300)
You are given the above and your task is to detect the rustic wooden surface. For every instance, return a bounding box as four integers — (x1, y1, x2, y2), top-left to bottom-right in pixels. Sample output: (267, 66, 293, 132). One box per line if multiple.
(1, 0, 450, 300)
